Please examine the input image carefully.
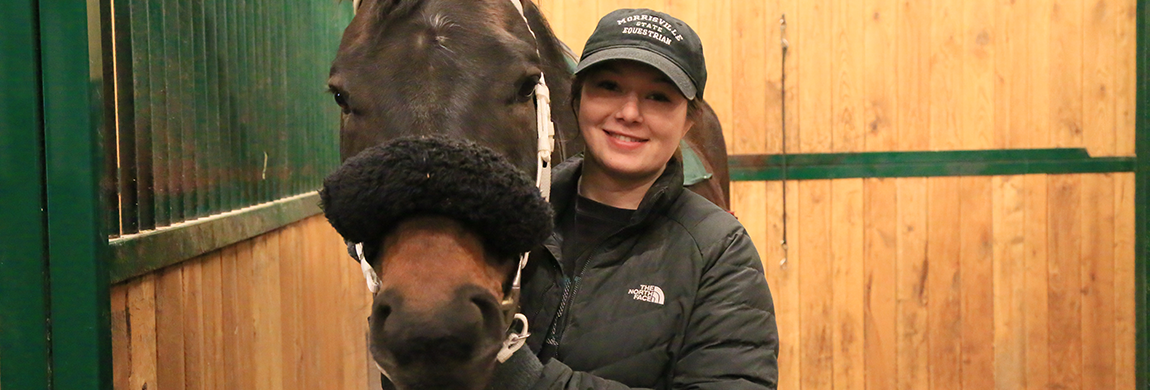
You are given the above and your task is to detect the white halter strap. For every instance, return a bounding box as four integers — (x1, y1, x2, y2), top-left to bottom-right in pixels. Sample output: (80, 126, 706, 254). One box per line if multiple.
(500, 0, 554, 362)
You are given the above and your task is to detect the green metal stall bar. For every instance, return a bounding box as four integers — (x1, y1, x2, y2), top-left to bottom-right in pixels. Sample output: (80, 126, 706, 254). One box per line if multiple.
(40, 0, 115, 386)
(1, 0, 113, 388)
(0, 0, 52, 388)
(0, 0, 115, 388)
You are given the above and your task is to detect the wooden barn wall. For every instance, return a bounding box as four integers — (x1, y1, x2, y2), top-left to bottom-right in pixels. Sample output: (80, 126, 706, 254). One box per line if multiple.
(108, 215, 372, 390)
(537, 1, 1138, 390)
(536, 0, 1136, 157)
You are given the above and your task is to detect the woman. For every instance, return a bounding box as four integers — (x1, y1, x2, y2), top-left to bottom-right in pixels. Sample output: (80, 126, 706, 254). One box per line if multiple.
(489, 8, 779, 390)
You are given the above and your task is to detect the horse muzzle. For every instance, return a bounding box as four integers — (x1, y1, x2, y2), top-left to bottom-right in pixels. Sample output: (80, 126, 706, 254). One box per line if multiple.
(369, 285, 508, 390)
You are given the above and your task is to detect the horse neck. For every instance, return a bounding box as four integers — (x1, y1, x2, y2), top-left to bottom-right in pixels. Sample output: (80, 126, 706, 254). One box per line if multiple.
(522, 1, 581, 161)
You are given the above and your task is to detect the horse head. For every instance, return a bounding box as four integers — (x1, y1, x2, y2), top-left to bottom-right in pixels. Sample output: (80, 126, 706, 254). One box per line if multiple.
(321, 136, 552, 390)
(328, 0, 580, 175)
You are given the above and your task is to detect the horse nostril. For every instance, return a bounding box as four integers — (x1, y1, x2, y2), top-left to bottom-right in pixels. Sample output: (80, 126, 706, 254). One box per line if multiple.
(468, 289, 505, 329)
(372, 301, 392, 324)
(471, 294, 498, 317)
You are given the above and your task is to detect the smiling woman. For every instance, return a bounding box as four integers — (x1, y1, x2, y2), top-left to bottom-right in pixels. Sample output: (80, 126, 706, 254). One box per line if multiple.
(509, 8, 780, 390)
(575, 61, 697, 208)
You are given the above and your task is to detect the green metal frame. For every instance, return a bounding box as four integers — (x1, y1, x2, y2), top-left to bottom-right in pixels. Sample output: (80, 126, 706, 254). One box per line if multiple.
(109, 192, 321, 283)
(0, 0, 51, 389)
(1136, 0, 1148, 388)
(728, 148, 1134, 181)
(39, 0, 113, 387)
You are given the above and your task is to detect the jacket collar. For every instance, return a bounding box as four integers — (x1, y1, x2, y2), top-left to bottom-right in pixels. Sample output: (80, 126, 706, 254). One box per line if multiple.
(549, 154, 685, 228)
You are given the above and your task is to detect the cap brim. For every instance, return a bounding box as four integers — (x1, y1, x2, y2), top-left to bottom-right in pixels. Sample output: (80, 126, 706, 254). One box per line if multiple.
(574, 48, 697, 100)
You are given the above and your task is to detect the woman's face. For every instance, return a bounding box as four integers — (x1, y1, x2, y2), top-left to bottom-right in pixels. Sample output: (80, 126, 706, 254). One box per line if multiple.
(577, 60, 694, 184)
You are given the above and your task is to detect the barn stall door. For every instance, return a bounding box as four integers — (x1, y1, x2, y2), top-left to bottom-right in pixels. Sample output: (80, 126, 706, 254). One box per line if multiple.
(534, 1, 1150, 389)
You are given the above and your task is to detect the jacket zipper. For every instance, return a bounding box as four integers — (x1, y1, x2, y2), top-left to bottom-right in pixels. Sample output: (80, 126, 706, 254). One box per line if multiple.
(543, 225, 630, 354)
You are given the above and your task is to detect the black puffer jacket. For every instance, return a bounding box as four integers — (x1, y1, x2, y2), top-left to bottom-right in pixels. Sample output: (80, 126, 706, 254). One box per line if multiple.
(519, 156, 779, 389)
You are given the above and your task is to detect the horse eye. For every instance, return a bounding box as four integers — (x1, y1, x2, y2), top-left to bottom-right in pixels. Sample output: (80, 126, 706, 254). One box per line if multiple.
(331, 88, 351, 114)
(515, 75, 539, 103)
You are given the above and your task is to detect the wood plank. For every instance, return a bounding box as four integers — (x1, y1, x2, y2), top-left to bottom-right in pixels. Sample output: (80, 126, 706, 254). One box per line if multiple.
(338, 219, 370, 390)
(301, 219, 321, 388)
(896, 0, 930, 150)
(731, 0, 767, 155)
(928, 0, 961, 150)
(833, 0, 863, 152)
(961, 0, 994, 150)
(864, 0, 898, 152)
(252, 232, 285, 390)
(831, 179, 864, 390)
(280, 223, 304, 390)
(220, 246, 244, 390)
(1028, 0, 1053, 149)
(781, 0, 800, 155)
(1114, 0, 1136, 156)
(733, 182, 769, 273)
(863, 178, 897, 390)
(926, 176, 961, 389)
(727, 0, 768, 311)
(766, 180, 801, 390)
(1050, 0, 1084, 148)
(695, 0, 733, 148)
(1084, 0, 1117, 156)
(313, 220, 342, 388)
(1023, 174, 1051, 389)
(183, 258, 205, 390)
(155, 265, 186, 390)
(1081, 173, 1116, 390)
(558, 0, 596, 54)
(1047, 174, 1083, 390)
(663, 0, 699, 30)
(798, 180, 833, 390)
(798, 0, 832, 153)
(110, 283, 130, 390)
(235, 241, 257, 390)
(959, 176, 994, 390)
(895, 177, 928, 390)
(201, 249, 224, 390)
(1113, 173, 1136, 389)
(995, 0, 1031, 149)
(763, 0, 782, 155)
(328, 217, 360, 390)
(992, 175, 1027, 390)
(128, 274, 158, 390)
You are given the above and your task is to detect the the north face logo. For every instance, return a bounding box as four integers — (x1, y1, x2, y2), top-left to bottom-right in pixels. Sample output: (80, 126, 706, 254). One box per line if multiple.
(628, 284, 665, 305)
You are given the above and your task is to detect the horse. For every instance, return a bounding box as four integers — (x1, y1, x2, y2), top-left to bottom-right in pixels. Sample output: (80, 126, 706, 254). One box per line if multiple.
(321, 136, 553, 390)
(327, 0, 730, 208)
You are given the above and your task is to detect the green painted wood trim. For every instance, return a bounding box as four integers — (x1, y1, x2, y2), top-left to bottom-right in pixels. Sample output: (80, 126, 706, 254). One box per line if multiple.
(0, 0, 51, 388)
(39, 0, 113, 387)
(729, 148, 1135, 181)
(1135, 0, 1148, 387)
(108, 191, 322, 283)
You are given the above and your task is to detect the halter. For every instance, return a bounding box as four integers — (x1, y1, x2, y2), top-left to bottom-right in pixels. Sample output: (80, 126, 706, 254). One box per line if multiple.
(349, 0, 556, 365)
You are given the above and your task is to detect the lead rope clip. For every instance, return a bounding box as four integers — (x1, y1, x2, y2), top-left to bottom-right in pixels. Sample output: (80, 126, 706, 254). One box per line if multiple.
(496, 313, 531, 362)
